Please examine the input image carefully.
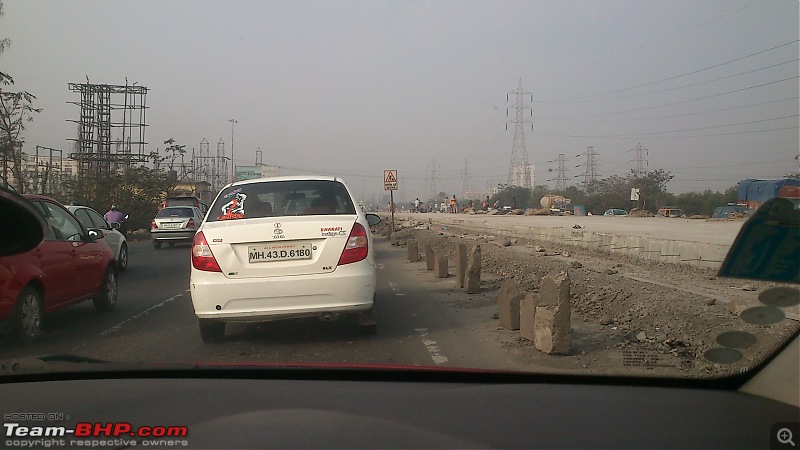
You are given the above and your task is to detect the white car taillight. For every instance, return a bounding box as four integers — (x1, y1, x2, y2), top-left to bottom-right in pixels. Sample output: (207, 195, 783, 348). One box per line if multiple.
(151, 219, 158, 229)
(192, 232, 222, 272)
(338, 223, 368, 266)
(186, 218, 196, 229)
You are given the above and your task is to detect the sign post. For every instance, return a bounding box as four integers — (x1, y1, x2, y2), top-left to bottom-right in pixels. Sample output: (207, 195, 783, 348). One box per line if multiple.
(630, 188, 640, 210)
(384, 170, 398, 235)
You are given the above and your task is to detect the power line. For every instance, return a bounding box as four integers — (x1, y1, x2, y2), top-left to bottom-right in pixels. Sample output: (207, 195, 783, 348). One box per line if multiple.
(546, 59, 799, 105)
(539, 114, 798, 139)
(538, 96, 799, 122)
(534, 125, 797, 141)
(536, 39, 799, 103)
(542, 76, 799, 119)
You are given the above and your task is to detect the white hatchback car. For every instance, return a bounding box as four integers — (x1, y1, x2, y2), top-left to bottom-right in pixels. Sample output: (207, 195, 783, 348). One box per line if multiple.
(67, 205, 129, 271)
(190, 176, 381, 342)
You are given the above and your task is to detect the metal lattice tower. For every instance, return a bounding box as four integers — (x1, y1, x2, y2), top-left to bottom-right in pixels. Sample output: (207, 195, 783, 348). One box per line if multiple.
(461, 158, 470, 198)
(194, 138, 214, 189)
(577, 146, 599, 194)
(632, 143, 648, 178)
(215, 139, 228, 190)
(555, 153, 568, 192)
(428, 159, 440, 200)
(506, 79, 533, 189)
(67, 80, 148, 180)
(255, 147, 263, 166)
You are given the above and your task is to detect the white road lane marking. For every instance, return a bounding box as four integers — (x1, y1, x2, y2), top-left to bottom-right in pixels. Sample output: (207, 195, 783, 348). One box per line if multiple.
(100, 294, 183, 336)
(388, 281, 404, 296)
(414, 328, 449, 365)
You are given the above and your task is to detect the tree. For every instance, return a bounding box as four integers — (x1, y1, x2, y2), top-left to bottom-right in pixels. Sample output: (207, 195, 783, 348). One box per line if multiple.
(529, 185, 550, 208)
(0, 1, 42, 192)
(629, 169, 674, 211)
(60, 165, 175, 232)
(492, 185, 532, 210)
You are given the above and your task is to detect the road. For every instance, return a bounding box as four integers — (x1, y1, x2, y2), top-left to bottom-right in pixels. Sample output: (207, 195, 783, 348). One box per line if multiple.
(0, 237, 519, 371)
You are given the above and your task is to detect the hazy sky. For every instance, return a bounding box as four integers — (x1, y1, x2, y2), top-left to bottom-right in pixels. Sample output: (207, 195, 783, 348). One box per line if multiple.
(2, 0, 798, 201)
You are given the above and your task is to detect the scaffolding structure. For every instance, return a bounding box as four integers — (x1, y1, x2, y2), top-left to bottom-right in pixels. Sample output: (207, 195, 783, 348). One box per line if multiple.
(67, 80, 148, 180)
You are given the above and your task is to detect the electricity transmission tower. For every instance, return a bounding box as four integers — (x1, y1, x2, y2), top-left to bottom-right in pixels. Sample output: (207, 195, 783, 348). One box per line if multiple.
(506, 79, 533, 189)
(576, 146, 599, 194)
(554, 153, 568, 192)
(632, 143, 648, 178)
(461, 158, 470, 198)
(427, 159, 440, 200)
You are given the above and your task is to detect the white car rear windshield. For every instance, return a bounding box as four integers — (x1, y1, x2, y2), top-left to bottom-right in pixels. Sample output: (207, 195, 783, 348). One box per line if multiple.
(208, 180, 356, 222)
(156, 207, 195, 218)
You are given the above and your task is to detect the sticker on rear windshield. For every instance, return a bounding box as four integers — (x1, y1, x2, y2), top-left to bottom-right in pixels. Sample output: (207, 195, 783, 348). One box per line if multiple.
(223, 187, 243, 199)
(321, 226, 347, 237)
(218, 192, 247, 220)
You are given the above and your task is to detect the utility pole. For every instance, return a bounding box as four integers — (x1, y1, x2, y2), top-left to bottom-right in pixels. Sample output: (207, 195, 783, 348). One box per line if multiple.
(506, 79, 533, 189)
(228, 118, 237, 181)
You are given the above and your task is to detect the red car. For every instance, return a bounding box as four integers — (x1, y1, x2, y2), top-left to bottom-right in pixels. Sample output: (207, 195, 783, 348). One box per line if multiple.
(0, 194, 118, 338)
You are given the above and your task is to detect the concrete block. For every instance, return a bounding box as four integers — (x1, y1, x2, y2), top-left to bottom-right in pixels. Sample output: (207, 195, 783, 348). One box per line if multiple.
(534, 304, 571, 354)
(425, 244, 435, 271)
(455, 243, 467, 288)
(539, 269, 570, 307)
(497, 280, 524, 330)
(435, 254, 449, 278)
(519, 293, 538, 342)
(407, 240, 419, 262)
(465, 245, 481, 294)
(533, 270, 571, 354)
(728, 298, 749, 316)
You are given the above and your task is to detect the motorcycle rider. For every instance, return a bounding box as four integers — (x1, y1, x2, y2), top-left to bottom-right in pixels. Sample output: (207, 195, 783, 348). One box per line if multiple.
(104, 204, 127, 237)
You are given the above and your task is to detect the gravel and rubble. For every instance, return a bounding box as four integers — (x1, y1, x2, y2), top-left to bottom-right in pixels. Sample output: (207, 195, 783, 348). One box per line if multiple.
(378, 218, 799, 377)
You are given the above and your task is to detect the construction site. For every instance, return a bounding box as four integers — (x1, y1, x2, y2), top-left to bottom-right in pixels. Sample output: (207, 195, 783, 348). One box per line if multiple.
(3, 80, 278, 204)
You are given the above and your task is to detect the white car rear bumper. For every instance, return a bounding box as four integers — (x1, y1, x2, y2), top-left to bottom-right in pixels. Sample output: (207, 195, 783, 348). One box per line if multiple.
(190, 261, 376, 322)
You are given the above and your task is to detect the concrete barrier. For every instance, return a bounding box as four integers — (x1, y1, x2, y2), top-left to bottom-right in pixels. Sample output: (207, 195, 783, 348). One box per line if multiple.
(394, 214, 734, 269)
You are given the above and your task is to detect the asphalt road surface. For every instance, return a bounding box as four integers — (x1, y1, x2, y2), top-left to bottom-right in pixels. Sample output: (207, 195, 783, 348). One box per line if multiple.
(0, 237, 518, 371)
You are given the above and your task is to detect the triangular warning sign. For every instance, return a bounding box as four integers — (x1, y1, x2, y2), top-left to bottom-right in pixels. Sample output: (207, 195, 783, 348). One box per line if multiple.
(385, 171, 397, 183)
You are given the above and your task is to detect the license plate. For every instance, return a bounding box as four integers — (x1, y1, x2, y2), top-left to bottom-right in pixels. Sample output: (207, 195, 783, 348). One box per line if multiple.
(248, 243, 313, 263)
(161, 223, 180, 229)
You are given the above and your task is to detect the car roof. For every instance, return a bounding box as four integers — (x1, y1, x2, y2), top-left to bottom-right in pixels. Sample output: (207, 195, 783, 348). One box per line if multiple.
(22, 193, 58, 202)
(224, 175, 342, 188)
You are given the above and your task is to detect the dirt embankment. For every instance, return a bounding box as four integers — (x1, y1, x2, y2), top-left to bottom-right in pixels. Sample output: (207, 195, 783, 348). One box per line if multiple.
(379, 220, 799, 377)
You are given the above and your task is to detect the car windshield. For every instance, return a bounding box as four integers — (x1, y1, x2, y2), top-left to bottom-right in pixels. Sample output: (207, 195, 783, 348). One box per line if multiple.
(156, 207, 194, 218)
(0, 0, 798, 389)
(208, 179, 356, 221)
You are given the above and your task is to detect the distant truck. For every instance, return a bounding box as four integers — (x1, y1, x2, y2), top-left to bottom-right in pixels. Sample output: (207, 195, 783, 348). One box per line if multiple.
(737, 178, 800, 209)
(540, 195, 572, 214)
